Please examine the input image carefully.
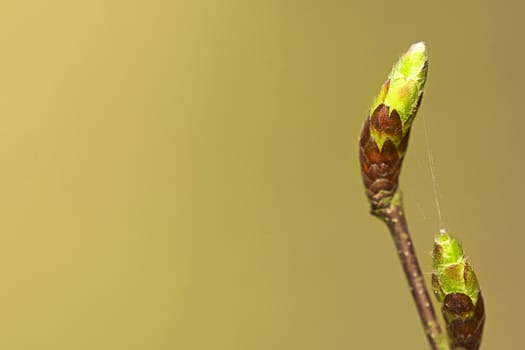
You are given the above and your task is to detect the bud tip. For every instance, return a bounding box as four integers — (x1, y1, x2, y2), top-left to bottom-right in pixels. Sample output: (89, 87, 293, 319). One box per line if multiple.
(407, 41, 426, 56)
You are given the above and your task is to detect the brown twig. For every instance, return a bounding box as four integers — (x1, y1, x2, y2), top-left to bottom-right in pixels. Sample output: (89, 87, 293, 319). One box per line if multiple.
(374, 196, 443, 350)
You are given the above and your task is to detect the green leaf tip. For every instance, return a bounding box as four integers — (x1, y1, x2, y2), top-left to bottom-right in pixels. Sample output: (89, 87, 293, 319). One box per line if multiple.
(432, 229, 480, 305)
(369, 41, 428, 150)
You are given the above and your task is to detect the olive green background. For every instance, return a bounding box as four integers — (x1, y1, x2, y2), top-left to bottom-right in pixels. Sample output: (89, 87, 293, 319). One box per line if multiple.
(0, 1, 521, 349)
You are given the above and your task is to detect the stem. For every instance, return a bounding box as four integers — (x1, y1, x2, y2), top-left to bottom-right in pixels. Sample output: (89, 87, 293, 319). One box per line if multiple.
(374, 195, 446, 350)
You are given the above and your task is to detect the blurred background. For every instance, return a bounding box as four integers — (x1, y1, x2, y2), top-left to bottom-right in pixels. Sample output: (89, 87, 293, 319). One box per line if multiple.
(0, 1, 521, 348)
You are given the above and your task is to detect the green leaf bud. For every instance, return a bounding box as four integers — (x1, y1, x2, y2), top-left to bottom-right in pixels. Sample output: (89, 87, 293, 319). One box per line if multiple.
(359, 42, 428, 211)
(432, 230, 485, 350)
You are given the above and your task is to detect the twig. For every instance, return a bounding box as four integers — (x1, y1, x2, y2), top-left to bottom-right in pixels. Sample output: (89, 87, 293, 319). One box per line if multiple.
(359, 42, 450, 349)
(374, 195, 445, 350)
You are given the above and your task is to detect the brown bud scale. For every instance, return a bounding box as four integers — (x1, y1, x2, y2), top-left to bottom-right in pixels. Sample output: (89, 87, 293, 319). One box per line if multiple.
(359, 104, 410, 210)
(443, 292, 485, 350)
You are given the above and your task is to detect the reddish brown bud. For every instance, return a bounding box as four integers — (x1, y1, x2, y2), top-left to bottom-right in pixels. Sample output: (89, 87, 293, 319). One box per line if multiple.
(359, 104, 411, 210)
(443, 293, 485, 350)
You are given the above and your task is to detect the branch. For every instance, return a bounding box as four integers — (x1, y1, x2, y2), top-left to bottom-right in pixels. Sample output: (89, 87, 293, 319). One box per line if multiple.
(358, 42, 486, 349)
(374, 194, 446, 350)
(358, 42, 447, 349)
